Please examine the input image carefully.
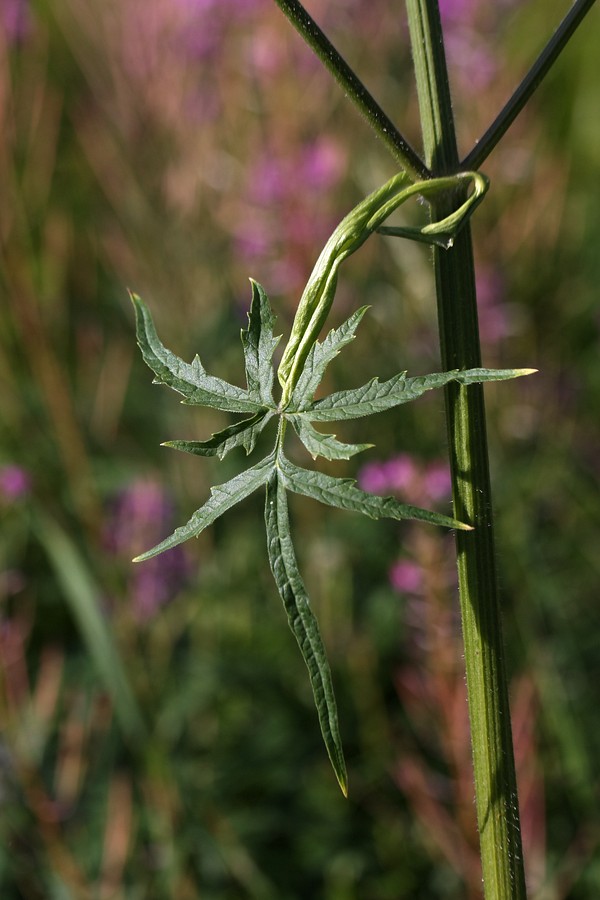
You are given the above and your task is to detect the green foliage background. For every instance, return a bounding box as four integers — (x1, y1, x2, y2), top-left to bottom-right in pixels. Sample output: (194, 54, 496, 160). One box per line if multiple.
(1, 1, 599, 897)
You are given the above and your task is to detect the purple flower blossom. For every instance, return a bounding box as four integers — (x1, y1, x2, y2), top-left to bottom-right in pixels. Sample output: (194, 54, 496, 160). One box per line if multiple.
(358, 460, 394, 495)
(300, 138, 346, 192)
(444, 33, 497, 89)
(383, 455, 418, 493)
(358, 455, 450, 508)
(389, 559, 423, 595)
(439, 0, 518, 26)
(174, 0, 264, 60)
(248, 157, 289, 206)
(422, 461, 451, 502)
(1, 0, 31, 44)
(438, 0, 474, 24)
(476, 267, 513, 345)
(233, 137, 348, 297)
(440, 0, 521, 90)
(247, 138, 345, 207)
(105, 479, 190, 621)
(0, 465, 31, 501)
(246, 26, 287, 76)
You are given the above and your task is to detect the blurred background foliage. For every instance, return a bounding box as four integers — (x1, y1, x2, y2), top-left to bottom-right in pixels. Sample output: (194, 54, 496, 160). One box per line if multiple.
(1, 0, 599, 896)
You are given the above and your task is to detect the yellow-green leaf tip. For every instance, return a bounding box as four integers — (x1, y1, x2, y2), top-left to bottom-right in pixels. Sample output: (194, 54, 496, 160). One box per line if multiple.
(337, 773, 349, 798)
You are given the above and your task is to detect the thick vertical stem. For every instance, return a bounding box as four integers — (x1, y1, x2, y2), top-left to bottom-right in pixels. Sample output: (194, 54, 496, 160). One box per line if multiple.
(406, 1, 527, 897)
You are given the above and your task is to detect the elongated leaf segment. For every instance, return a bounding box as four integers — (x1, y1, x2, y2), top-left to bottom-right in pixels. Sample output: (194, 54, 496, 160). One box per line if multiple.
(130, 195, 535, 793)
(265, 467, 348, 796)
(130, 290, 262, 414)
(298, 366, 536, 421)
(132, 453, 275, 561)
(277, 170, 489, 405)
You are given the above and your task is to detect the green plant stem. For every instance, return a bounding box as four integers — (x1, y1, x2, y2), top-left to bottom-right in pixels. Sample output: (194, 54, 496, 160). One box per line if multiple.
(406, 1, 527, 897)
(272, 0, 430, 181)
(463, 0, 597, 169)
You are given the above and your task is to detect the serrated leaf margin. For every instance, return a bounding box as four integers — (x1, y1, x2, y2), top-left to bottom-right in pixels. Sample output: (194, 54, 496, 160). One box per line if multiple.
(279, 455, 471, 531)
(265, 466, 348, 796)
(133, 453, 275, 561)
(289, 415, 373, 461)
(130, 291, 262, 413)
(241, 280, 281, 406)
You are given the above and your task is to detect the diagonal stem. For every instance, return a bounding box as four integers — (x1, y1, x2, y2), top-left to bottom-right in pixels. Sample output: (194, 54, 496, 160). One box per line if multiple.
(272, 0, 430, 181)
(463, 0, 597, 169)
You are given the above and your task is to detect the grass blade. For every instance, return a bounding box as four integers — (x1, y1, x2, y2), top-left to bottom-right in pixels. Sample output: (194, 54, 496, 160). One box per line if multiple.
(34, 511, 145, 741)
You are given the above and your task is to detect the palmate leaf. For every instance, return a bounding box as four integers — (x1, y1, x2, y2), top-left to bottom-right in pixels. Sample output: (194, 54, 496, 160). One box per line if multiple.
(164, 410, 275, 460)
(305, 366, 537, 421)
(279, 454, 472, 531)
(241, 280, 281, 406)
(130, 291, 263, 414)
(288, 306, 369, 410)
(133, 453, 275, 562)
(289, 415, 372, 461)
(132, 281, 534, 794)
(265, 467, 348, 797)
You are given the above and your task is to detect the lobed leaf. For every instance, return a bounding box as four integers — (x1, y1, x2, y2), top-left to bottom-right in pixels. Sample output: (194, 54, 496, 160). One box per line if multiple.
(279, 455, 472, 531)
(130, 291, 262, 414)
(288, 306, 369, 411)
(265, 467, 348, 796)
(306, 367, 537, 421)
(163, 410, 275, 461)
(241, 280, 281, 406)
(133, 453, 275, 561)
(289, 415, 372, 461)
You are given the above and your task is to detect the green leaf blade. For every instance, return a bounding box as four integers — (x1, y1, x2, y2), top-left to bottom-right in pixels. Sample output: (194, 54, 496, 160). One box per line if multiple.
(290, 415, 372, 461)
(280, 456, 471, 531)
(308, 367, 536, 421)
(265, 468, 348, 796)
(35, 512, 145, 741)
(133, 453, 275, 562)
(163, 410, 275, 460)
(451, 366, 538, 384)
(130, 291, 262, 413)
(289, 306, 369, 411)
(241, 280, 281, 405)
